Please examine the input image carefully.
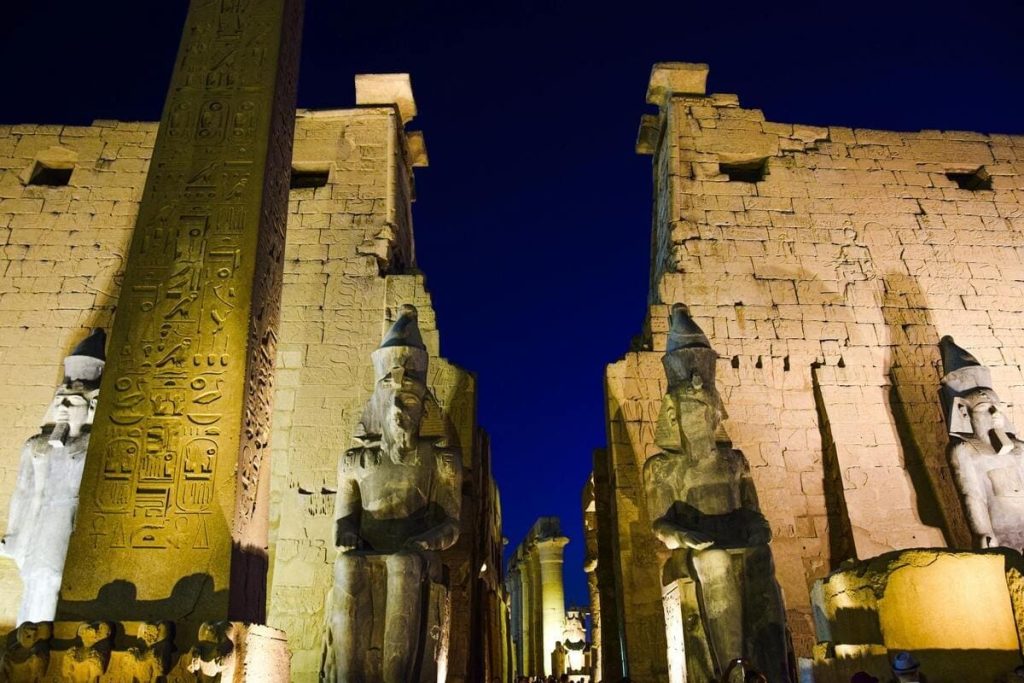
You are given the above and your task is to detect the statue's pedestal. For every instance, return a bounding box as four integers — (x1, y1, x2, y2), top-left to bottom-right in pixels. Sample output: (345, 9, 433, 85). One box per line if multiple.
(661, 568, 714, 683)
(0, 620, 289, 682)
(811, 548, 1024, 683)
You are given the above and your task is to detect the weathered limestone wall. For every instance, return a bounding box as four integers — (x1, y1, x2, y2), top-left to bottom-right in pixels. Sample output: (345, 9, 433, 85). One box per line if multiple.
(0, 80, 494, 681)
(595, 61, 1024, 670)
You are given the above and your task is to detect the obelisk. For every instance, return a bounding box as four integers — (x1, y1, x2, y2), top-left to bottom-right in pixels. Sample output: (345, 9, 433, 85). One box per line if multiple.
(58, 0, 303, 633)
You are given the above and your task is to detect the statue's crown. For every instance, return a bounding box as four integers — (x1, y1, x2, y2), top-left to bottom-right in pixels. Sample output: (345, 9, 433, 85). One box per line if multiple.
(662, 304, 717, 393)
(938, 335, 1003, 431)
(371, 305, 428, 382)
(64, 328, 106, 385)
(939, 335, 991, 394)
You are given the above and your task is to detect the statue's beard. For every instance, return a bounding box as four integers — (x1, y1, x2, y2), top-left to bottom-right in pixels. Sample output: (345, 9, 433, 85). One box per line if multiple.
(49, 421, 71, 447)
(383, 428, 418, 465)
(989, 427, 1013, 455)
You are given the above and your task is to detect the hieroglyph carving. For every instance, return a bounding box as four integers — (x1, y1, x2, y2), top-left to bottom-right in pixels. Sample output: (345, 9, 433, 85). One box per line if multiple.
(642, 304, 789, 682)
(941, 336, 1024, 551)
(0, 329, 105, 624)
(324, 305, 462, 682)
(59, 0, 303, 623)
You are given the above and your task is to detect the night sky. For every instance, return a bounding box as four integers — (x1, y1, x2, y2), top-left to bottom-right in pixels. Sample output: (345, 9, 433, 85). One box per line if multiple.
(2, 0, 1022, 607)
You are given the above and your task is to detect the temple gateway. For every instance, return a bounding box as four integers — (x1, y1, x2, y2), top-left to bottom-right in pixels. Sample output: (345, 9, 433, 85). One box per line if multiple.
(0, 4, 1023, 683)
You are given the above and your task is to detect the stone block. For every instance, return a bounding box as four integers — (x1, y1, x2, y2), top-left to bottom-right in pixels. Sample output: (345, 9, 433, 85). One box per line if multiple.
(646, 62, 709, 105)
(355, 73, 417, 124)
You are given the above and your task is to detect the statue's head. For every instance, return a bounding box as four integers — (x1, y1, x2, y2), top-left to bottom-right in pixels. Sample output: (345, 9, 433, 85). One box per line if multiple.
(76, 621, 112, 647)
(42, 329, 105, 438)
(949, 388, 1016, 443)
(656, 305, 723, 455)
(15, 622, 51, 649)
(940, 336, 1016, 449)
(367, 305, 429, 463)
(563, 611, 586, 643)
(137, 621, 172, 646)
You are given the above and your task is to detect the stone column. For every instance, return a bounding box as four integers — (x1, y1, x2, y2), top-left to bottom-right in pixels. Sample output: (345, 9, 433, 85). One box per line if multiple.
(527, 545, 544, 674)
(521, 553, 535, 676)
(507, 563, 524, 677)
(57, 0, 303, 637)
(537, 536, 569, 676)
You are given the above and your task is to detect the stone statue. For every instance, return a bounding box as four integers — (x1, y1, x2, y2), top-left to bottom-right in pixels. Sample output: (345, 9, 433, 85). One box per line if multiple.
(940, 335, 1024, 551)
(186, 621, 236, 681)
(0, 328, 105, 624)
(324, 305, 462, 682)
(0, 621, 52, 682)
(642, 305, 789, 682)
(61, 621, 114, 681)
(127, 621, 174, 682)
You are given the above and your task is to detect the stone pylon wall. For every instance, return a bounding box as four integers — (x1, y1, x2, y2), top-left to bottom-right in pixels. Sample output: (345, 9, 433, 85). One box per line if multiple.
(597, 62, 1024, 668)
(0, 87, 486, 680)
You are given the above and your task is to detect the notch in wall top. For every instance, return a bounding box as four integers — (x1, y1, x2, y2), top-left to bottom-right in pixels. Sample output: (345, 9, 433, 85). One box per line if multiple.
(355, 73, 417, 124)
(646, 62, 709, 106)
(19, 145, 77, 186)
(636, 114, 660, 155)
(406, 131, 429, 168)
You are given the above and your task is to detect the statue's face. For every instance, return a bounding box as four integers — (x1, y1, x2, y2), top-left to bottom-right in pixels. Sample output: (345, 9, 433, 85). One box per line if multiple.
(16, 623, 38, 648)
(564, 615, 585, 642)
(664, 387, 721, 455)
(966, 389, 1007, 436)
(50, 391, 91, 436)
(379, 365, 426, 462)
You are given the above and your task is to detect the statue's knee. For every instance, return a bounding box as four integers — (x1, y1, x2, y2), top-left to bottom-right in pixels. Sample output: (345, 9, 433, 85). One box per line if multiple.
(386, 550, 423, 577)
(333, 555, 365, 596)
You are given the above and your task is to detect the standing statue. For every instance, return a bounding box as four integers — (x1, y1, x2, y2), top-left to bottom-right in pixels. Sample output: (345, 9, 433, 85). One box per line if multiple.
(642, 305, 789, 682)
(324, 305, 462, 682)
(940, 335, 1024, 551)
(0, 328, 105, 624)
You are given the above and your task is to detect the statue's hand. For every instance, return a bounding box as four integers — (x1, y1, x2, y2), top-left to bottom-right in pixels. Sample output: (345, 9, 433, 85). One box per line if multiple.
(679, 530, 714, 551)
(405, 520, 459, 552)
(653, 518, 714, 551)
(0, 533, 18, 560)
(337, 530, 363, 553)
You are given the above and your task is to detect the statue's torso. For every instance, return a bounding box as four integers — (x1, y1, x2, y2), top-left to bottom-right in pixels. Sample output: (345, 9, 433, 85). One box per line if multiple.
(645, 448, 768, 548)
(342, 443, 452, 551)
(955, 440, 1024, 544)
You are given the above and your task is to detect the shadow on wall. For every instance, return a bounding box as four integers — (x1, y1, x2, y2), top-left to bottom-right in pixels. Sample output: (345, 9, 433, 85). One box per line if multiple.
(880, 272, 971, 548)
(56, 573, 226, 653)
(811, 365, 856, 571)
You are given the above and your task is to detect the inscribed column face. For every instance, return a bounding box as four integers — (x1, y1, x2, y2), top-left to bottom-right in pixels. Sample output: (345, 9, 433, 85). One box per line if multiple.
(59, 0, 303, 625)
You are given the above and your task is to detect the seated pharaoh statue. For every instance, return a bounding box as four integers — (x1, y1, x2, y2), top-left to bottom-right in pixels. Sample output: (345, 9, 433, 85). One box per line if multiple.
(940, 335, 1024, 551)
(324, 305, 462, 683)
(0, 328, 106, 625)
(642, 305, 789, 682)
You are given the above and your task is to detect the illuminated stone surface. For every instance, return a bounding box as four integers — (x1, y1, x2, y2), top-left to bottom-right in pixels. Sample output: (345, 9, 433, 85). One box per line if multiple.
(812, 549, 1024, 682)
(0, 329, 104, 624)
(323, 305, 462, 682)
(643, 304, 788, 682)
(58, 0, 303, 631)
(0, 96, 506, 681)
(588, 61, 1024, 677)
(507, 517, 569, 678)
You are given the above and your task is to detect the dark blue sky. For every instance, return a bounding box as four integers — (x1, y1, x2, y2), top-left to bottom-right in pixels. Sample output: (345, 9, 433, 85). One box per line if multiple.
(2, 1, 1022, 607)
